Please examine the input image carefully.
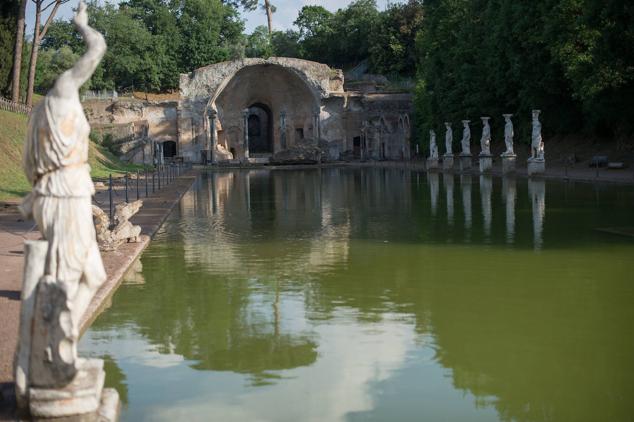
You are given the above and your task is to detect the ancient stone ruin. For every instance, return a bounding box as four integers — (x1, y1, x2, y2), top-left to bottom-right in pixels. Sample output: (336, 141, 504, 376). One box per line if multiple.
(93, 200, 143, 251)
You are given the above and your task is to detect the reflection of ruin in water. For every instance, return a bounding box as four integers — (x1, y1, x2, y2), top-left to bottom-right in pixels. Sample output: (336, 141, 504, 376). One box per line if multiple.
(81, 168, 634, 422)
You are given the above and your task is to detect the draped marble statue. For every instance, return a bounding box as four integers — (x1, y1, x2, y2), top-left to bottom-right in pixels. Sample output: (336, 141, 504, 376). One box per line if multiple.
(460, 120, 471, 156)
(530, 109, 544, 161)
(501, 114, 515, 156)
(429, 130, 439, 160)
(15, 2, 118, 419)
(479, 117, 491, 156)
(444, 122, 453, 156)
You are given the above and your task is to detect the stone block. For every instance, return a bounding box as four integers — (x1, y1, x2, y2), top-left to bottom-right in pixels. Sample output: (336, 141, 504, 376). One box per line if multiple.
(427, 158, 439, 170)
(29, 359, 105, 418)
(527, 159, 546, 176)
(459, 156, 472, 172)
(442, 155, 454, 171)
(501, 155, 517, 174)
(479, 155, 493, 173)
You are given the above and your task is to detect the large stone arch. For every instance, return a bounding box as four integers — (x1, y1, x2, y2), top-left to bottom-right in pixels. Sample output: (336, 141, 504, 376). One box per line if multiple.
(210, 63, 321, 158)
(178, 58, 344, 162)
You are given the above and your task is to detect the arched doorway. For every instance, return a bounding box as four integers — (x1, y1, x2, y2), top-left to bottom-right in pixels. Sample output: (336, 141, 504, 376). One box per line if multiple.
(163, 140, 177, 158)
(247, 103, 272, 154)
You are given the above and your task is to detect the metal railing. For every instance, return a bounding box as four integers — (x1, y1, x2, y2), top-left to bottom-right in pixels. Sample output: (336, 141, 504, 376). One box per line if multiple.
(97, 162, 193, 221)
(0, 97, 32, 115)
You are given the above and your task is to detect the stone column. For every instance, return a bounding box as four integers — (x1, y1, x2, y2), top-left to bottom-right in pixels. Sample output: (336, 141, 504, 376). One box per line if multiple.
(280, 110, 287, 150)
(207, 109, 217, 163)
(313, 108, 320, 142)
(242, 108, 250, 161)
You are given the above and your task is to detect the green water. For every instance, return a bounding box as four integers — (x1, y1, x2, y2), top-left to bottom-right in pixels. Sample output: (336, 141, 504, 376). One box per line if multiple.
(81, 168, 634, 422)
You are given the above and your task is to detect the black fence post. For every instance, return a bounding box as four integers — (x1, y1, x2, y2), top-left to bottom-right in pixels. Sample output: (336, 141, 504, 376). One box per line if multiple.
(136, 170, 140, 200)
(158, 166, 161, 190)
(108, 174, 113, 222)
(125, 173, 129, 203)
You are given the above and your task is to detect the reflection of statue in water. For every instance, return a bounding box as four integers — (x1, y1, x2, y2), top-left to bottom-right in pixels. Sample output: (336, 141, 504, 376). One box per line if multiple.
(429, 130, 439, 159)
(15, 2, 115, 417)
(460, 120, 471, 156)
(530, 110, 544, 160)
(501, 114, 515, 156)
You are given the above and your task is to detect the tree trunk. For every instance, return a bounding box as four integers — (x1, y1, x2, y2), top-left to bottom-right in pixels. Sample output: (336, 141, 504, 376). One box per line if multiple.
(26, 0, 62, 108)
(11, 0, 27, 102)
(25, 1, 41, 108)
(264, 0, 272, 35)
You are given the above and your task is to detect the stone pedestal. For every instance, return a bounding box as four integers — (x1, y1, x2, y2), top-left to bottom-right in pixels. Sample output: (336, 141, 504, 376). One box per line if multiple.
(527, 158, 546, 176)
(427, 158, 439, 171)
(479, 154, 493, 173)
(459, 155, 472, 172)
(25, 355, 120, 420)
(501, 154, 517, 174)
(442, 155, 454, 171)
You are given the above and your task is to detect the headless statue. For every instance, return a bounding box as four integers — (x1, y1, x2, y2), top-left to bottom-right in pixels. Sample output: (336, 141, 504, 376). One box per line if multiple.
(18, 0, 107, 389)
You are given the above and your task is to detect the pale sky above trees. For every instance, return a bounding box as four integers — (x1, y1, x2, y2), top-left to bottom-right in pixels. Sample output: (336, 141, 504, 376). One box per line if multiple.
(27, 0, 406, 34)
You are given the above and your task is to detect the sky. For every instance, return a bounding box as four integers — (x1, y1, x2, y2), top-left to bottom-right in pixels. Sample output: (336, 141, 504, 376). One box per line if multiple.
(26, 0, 407, 35)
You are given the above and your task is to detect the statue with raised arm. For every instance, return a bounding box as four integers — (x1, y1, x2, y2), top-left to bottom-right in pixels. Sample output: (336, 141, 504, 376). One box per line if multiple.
(15, 2, 118, 418)
(429, 129, 439, 159)
(479, 117, 491, 155)
(460, 120, 471, 156)
(501, 114, 515, 156)
(444, 122, 453, 156)
(530, 109, 544, 160)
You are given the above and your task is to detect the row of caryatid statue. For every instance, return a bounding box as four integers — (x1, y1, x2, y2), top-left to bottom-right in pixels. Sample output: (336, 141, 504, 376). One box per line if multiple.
(427, 110, 545, 175)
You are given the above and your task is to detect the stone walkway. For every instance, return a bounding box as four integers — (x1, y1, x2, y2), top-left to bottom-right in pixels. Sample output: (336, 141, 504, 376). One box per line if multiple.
(0, 171, 197, 418)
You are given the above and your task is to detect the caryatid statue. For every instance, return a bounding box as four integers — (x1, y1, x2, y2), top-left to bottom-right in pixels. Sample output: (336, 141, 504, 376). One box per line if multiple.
(429, 129, 439, 160)
(444, 122, 453, 156)
(501, 114, 515, 156)
(16, 1, 113, 416)
(460, 120, 471, 155)
(530, 109, 544, 160)
(479, 117, 491, 155)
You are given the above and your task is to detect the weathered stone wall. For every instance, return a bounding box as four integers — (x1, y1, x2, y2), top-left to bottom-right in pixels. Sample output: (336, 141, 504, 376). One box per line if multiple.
(83, 99, 178, 163)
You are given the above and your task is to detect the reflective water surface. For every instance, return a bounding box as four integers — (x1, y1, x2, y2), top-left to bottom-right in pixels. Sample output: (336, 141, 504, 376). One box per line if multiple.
(81, 168, 634, 422)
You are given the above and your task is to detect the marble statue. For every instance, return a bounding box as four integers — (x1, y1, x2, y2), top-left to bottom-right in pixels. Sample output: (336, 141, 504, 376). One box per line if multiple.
(15, 2, 118, 418)
(460, 120, 471, 156)
(530, 110, 544, 160)
(501, 114, 515, 156)
(444, 122, 453, 156)
(92, 200, 143, 251)
(429, 129, 439, 159)
(479, 117, 491, 155)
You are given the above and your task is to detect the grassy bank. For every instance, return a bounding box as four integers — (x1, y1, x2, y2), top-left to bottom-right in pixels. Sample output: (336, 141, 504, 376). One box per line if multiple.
(0, 109, 143, 202)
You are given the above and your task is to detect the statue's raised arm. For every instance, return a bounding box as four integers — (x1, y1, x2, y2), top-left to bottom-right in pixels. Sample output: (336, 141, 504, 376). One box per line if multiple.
(51, 1, 106, 96)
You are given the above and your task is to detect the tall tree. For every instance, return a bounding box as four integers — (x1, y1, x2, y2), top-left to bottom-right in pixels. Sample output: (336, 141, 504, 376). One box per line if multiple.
(10, 0, 26, 101)
(25, 0, 69, 106)
(0, 0, 18, 96)
(262, 0, 274, 35)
